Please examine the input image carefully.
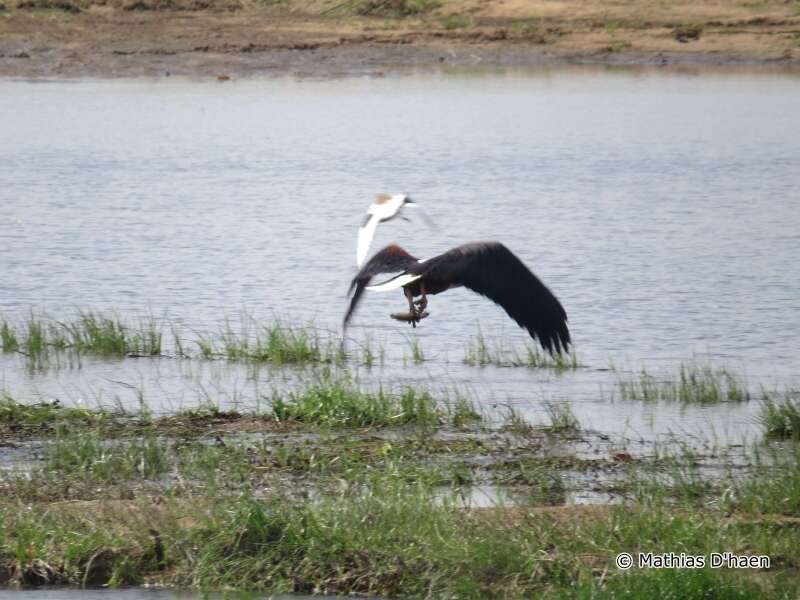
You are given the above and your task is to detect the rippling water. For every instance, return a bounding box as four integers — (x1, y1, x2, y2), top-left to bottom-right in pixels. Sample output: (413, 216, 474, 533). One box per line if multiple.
(1, 68, 799, 443)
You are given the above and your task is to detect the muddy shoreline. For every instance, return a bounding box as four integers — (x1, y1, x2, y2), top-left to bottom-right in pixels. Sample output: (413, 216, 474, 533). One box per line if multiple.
(5, 42, 800, 81)
(2, 4, 800, 79)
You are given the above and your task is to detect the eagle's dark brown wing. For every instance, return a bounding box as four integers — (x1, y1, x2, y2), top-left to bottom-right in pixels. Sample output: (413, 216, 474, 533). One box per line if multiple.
(343, 244, 419, 328)
(418, 242, 571, 353)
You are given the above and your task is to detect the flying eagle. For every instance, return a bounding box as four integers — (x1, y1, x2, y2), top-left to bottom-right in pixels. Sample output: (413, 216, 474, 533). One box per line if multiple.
(356, 193, 434, 268)
(344, 242, 571, 354)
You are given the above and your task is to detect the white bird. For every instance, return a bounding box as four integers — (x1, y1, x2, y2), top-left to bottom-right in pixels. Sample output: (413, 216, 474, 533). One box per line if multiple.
(356, 193, 433, 268)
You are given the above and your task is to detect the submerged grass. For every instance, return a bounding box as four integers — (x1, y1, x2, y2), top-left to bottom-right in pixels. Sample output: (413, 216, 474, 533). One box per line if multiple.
(760, 391, 800, 440)
(405, 335, 425, 364)
(0, 312, 162, 365)
(68, 312, 162, 356)
(0, 320, 19, 352)
(358, 335, 385, 368)
(543, 401, 580, 433)
(221, 319, 339, 365)
(617, 363, 750, 403)
(463, 331, 579, 371)
(0, 312, 349, 366)
(3, 310, 597, 372)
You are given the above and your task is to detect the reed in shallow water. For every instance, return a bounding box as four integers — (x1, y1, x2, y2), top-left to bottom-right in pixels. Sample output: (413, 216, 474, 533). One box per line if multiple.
(617, 363, 750, 404)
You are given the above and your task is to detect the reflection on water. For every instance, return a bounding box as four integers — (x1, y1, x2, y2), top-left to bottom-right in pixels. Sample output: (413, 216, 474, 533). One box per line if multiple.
(1, 69, 799, 445)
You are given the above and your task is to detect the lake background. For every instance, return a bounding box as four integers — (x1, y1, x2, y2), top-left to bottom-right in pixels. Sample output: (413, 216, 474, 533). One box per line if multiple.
(2, 67, 799, 445)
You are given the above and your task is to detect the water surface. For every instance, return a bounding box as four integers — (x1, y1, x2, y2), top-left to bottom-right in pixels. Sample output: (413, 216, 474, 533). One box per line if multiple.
(2, 68, 799, 444)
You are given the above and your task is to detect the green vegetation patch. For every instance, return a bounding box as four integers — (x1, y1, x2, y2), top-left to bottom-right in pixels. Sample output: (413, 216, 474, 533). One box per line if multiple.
(354, 0, 440, 17)
(0, 312, 161, 367)
(1, 474, 799, 594)
(543, 401, 581, 433)
(0, 394, 110, 435)
(463, 331, 580, 371)
(0, 375, 483, 440)
(2, 405, 800, 594)
(440, 14, 470, 30)
(760, 392, 800, 440)
(617, 364, 750, 403)
(271, 374, 450, 428)
(220, 319, 338, 365)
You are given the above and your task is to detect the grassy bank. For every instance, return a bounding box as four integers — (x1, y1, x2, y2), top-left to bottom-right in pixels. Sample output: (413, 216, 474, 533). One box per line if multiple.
(1, 382, 800, 595)
(2, 492, 796, 596)
(2, 442, 800, 596)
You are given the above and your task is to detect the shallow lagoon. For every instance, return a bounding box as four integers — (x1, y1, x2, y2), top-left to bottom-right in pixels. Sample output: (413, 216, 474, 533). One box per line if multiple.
(2, 68, 800, 445)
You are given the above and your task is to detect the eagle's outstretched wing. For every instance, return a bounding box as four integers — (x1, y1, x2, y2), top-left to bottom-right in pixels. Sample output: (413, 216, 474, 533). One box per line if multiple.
(419, 242, 571, 353)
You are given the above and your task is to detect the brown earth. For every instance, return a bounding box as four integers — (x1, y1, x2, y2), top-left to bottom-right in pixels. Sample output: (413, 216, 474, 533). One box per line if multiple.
(2, 0, 800, 77)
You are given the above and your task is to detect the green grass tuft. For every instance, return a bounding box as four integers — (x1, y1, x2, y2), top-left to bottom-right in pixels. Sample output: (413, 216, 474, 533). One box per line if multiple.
(730, 448, 800, 516)
(221, 320, 335, 364)
(618, 364, 750, 403)
(0, 394, 109, 429)
(406, 335, 425, 364)
(464, 331, 579, 371)
(624, 445, 715, 507)
(525, 345, 580, 371)
(44, 432, 169, 482)
(68, 312, 162, 356)
(354, 0, 441, 17)
(271, 375, 442, 428)
(0, 312, 163, 366)
(0, 320, 19, 352)
(544, 401, 580, 433)
(440, 14, 470, 29)
(760, 392, 800, 440)
(445, 395, 483, 429)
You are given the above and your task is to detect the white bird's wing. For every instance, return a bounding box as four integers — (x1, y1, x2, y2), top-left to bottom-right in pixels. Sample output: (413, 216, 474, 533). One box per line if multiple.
(356, 212, 380, 268)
